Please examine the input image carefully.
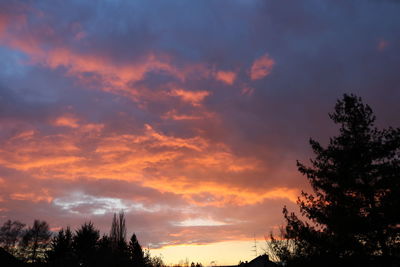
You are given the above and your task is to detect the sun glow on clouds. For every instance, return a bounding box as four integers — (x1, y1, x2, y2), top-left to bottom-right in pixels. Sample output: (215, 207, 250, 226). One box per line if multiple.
(0, 119, 297, 205)
(54, 114, 79, 128)
(4, 0, 390, 264)
(170, 89, 211, 106)
(216, 70, 237, 85)
(11, 191, 53, 203)
(175, 218, 228, 227)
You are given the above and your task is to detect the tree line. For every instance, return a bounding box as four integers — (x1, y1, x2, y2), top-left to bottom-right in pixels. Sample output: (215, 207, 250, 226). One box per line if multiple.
(0, 212, 165, 267)
(268, 94, 400, 267)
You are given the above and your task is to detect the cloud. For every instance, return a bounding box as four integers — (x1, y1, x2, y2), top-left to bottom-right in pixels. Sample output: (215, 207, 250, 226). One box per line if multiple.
(169, 89, 211, 106)
(249, 54, 275, 80)
(53, 114, 79, 128)
(215, 70, 236, 85)
(0, 0, 400, 260)
(0, 117, 292, 208)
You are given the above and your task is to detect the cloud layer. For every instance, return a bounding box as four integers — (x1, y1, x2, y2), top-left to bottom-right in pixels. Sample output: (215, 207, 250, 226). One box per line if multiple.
(0, 0, 400, 260)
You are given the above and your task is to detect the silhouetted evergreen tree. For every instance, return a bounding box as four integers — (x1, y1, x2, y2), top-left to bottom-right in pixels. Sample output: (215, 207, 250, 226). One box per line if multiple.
(271, 94, 400, 266)
(129, 233, 146, 267)
(0, 214, 167, 267)
(20, 220, 51, 263)
(73, 222, 99, 267)
(47, 227, 76, 267)
(95, 235, 114, 267)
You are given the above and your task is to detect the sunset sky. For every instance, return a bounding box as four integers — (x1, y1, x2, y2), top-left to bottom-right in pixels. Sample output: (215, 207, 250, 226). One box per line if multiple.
(1, 0, 400, 265)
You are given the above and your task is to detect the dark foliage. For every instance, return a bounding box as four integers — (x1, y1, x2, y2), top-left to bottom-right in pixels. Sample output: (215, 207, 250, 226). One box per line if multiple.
(129, 233, 147, 267)
(73, 222, 99, 267)
(47, 227, 76, 267)
(20, 220, 51, 263)
(110, 211, 127, 250)
(190, 262, 203, 267)
(270, 94, 400, 266)
(0, 220, 25, 253)
(0, 247, 25, 267)
(0, 212, 166, 267)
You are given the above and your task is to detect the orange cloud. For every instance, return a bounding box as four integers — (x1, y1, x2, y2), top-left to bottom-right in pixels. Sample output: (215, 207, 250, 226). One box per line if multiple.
(0, 118, 296, 207)
(0, 12, 236, 126)
(250, 54, 275, 80)
(44, 49, 184, 86)
(162, 109, 203, 120)
(216, 70, 236, 85)
(0, 12, 296, 212)
(54, 114, 79, 128)
(10, 189, 53, 203)
(162, 109, 216, 121)
(170, 89, 211, 106)
(0, 15, 220, 107)
(0, 15, 193, 100)
(143, 124, 208, 151)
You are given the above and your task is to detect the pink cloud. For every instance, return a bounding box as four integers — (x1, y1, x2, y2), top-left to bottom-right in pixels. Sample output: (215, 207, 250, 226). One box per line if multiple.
(241, 86, 254, 96)
(53, 114, 80, 128)
(215, 70, 236, 85)
(250, 54, 275, 80)
(170, 89, 211, 106)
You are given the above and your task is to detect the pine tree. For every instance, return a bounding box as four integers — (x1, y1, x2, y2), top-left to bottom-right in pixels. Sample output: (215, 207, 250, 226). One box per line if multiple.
(129, 233, 146, 267)
(73, 222, 99, 267)
(47, 227, 76, 267)
(272, 94, 400, 266)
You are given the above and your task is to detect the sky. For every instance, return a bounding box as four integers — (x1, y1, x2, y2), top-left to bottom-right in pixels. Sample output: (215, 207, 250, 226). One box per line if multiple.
(1, 0, 400, 265)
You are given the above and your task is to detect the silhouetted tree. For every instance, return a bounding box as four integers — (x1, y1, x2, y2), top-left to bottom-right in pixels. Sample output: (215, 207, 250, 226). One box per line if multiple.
(271, 94, 400, 266)
(0, 213, 166, 267)
(47, 227, 76, 267)
(20, 219, 51, 263)
(267, 225, 296, 264)
(106, 211, 130, 267)
(95, 235, 114, 267)
(0, 219, 25, 253)
(129, 233, 146, 267)
(110, 211, 127, 251)
(148, 253, 166, 267)
(190, 262, 203, 267)
(73, 222, 99, 267)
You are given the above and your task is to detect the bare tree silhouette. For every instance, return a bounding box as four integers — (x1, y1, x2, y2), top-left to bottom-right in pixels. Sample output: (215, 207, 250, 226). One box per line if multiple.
(20, 220, 51, 263)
